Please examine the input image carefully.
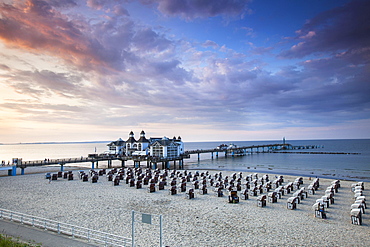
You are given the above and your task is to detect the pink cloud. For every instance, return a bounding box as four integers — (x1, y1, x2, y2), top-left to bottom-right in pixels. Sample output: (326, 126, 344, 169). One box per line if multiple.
(0, 0, 122, 73)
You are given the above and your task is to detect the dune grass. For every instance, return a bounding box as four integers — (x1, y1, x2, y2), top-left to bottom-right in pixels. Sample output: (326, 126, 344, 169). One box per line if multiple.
(0, 234, 41, 247)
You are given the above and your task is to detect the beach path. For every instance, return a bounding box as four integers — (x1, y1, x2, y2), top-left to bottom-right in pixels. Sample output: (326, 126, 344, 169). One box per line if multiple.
(0, 219, 98, 247)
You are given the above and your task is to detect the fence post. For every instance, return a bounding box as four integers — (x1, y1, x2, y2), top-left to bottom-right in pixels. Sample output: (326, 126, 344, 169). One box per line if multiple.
(132, 210, 135, 247)
(0, 208, 130, 246)
(159, 215, 163, 247)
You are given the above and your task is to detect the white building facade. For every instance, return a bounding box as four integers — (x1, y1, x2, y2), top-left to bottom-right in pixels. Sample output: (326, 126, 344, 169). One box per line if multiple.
(107, 131, 184, 158)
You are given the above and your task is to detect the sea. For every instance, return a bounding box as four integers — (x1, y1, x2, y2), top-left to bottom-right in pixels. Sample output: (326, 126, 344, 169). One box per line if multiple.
(0, 139, 369, 182)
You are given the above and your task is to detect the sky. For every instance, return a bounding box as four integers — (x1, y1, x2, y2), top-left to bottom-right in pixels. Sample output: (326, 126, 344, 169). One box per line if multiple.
(0, 0, 369, 143)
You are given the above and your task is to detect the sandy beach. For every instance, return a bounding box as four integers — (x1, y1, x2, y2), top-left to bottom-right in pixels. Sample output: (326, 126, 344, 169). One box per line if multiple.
(0, 165, 368, 247)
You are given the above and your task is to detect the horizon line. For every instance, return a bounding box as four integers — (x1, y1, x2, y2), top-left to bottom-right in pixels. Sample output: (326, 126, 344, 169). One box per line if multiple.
(1, 138, 369, 146)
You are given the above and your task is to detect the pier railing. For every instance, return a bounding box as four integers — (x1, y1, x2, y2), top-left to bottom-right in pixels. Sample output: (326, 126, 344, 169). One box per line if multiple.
(184, 143, 293, 155)
(21, 157, 108, 166)
(0, 208, 131, 247)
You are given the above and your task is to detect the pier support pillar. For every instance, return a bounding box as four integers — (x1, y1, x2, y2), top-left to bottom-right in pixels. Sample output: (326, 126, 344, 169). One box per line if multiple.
(134, 161, 140, 168)
(197, 153, 200, 161)
(21, 168, 25, 175)
(152, 162, 157, 169)
(91, 161, 95, 170)
(60, 164, 64, 172)
(166, 161, 170, 169)
(216, 152, 218, 158)
(121, 160, 125, 168)
(179, 159, 184, 169)
(8, 166, 16, 176)
(211, 152, 213, 159)
(173, 160, 176, 170)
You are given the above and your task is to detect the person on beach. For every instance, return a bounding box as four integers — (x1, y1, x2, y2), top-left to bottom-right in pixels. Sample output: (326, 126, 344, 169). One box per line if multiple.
(319, 208, 326, 219)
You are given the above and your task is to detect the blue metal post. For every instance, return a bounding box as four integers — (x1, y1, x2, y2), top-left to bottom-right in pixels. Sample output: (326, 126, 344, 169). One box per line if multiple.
(179, 159, 183, 169)
(21, 168, 25, 175)
(152, 162, 157, 169)
(10, 166, 17, 176)
(91, 161, 95, 170)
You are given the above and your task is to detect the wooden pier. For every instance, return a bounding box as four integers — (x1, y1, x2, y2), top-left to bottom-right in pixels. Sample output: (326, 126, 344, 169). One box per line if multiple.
(185, 143, 294, 160)
(1, 143, 326, 176)
(2, 155, 189, 176)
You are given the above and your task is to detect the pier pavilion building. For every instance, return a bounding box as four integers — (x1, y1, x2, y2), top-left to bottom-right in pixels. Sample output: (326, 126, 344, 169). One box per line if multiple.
(107, 131, 184, 158)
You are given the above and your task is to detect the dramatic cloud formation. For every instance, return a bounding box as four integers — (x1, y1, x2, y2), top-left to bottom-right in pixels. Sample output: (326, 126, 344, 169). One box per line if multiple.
(281, 0, 370, 60)
(154, 0, 250, 20)
(0, 0, 369, 142)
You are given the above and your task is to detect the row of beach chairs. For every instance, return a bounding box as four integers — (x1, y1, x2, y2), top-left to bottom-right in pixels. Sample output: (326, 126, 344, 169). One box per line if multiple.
(45, 171, 73, 181)
(312, 179, 340, 219)
(286, 187, 309, 210)
(351, 182, 366, 225)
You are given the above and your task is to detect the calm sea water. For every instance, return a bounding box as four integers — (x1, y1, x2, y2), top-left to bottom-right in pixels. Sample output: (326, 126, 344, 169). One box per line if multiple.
(0, 139, 369, 181)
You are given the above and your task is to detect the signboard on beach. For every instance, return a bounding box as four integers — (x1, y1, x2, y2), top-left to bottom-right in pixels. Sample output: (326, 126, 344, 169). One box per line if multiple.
(142, 213, 152, 224)
(132, 211, 162, 247)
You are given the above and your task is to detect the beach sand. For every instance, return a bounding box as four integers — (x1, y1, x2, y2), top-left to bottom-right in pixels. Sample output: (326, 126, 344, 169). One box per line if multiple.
(0, 165, 368, 247)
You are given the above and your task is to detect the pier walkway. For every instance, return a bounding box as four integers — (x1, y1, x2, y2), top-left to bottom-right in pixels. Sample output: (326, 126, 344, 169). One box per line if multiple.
(1, 143, 325, 176)
(184, 143, 318, 160)
(185, 143, 293, 156)
(1, 155, 189, 176)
